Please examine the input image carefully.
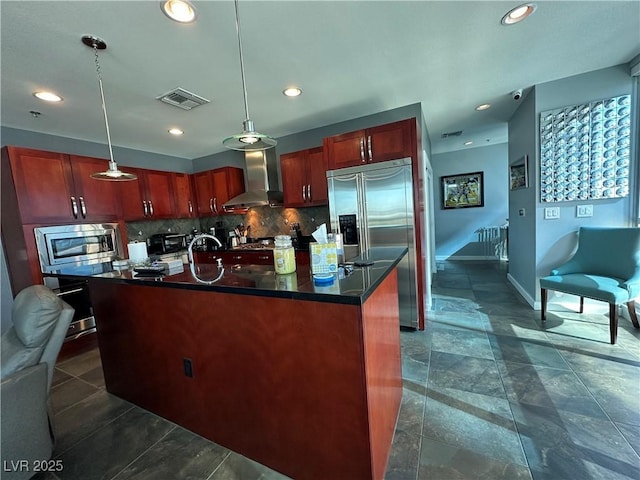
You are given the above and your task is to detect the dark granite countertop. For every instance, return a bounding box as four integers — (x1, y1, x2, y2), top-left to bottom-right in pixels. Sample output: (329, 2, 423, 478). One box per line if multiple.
(89, 247, 407, 305)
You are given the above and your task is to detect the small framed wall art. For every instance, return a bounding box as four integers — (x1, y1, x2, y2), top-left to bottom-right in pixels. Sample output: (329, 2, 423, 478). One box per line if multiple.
(442, 171, 484, 209)
(510, 155, 529, 190)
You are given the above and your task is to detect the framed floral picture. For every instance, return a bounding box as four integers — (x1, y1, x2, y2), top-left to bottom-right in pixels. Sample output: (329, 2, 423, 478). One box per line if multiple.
(441, 171, 484, 209)
(510, 155, 529, 190)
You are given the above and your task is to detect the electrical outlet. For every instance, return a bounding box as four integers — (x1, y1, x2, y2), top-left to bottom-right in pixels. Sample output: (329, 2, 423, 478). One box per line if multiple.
(183, 358, 193, 378)
(544, 207, 560, 219)
(576, 204, 593, 217)
(518, 208, 525, 216)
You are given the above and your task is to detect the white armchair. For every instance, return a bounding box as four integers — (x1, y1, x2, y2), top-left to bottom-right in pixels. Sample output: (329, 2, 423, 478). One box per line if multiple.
(1, 285, 74, 480)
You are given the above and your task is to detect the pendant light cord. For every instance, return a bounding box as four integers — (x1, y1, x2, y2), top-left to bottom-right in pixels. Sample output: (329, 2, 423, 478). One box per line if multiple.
(93, 44, 116, 164)
(234, 0, 251, 122)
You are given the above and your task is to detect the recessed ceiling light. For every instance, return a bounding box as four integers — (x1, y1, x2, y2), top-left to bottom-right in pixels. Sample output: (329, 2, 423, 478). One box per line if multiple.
(283, 87, 302, 97)
(501, 3, 537, 25)
(464, 141, 473, 146)
(161, 0, 196, 23)
(475, 103, 491, 111)
(168, 128, 184, 135)
(33, 91, 62, 102)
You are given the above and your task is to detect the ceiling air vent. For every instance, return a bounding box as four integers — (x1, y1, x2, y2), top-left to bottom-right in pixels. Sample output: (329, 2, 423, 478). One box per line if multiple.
(441, 130, 463, 139)
(156, 87, 210, 111)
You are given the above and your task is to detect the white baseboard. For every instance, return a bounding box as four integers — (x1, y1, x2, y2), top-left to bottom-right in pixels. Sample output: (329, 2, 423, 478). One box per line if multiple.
(435, 255, 499, 261)
(506, 273, 537, 308)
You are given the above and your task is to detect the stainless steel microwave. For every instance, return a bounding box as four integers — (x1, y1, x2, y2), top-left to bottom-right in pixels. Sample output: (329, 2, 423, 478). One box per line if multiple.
(34, 223, 122, 274)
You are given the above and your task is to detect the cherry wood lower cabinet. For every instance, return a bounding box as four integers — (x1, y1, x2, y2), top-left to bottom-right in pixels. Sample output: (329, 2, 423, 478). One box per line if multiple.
(195, 249, 310, 266)
(89, 271, 402, 480)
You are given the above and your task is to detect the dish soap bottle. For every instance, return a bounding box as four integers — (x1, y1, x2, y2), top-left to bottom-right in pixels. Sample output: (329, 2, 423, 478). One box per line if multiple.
(273, 235, 296, 274)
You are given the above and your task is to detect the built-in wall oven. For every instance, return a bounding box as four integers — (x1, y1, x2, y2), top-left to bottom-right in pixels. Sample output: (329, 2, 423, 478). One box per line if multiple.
(34, 223, 122, 341)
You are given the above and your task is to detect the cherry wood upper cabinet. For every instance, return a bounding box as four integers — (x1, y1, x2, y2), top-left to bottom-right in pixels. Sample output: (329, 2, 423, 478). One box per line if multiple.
(118, 169, 176, 221)
(2, 146, 119, 224)
(193, 167, 245, 216)
(280, 146, 328, 207)
(174, 173, 196, 218)
(324, 119, 415, 170)
(144, 170, 175, 218)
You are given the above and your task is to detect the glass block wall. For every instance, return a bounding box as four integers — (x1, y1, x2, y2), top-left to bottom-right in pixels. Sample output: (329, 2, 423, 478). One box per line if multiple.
(539, 95, 631, 202)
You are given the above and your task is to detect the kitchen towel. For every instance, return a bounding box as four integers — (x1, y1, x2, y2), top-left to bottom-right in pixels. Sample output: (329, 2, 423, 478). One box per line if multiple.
(128, 241, 148, 265)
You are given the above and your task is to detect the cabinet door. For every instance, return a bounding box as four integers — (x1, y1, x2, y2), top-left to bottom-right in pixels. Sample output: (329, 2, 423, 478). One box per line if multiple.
(193, 171, 215, 216)
(325, 130, 366, 170)
(5, 147, 76, 224)
(367, 119, 413, 163)
(118, 168, 147, 220)
(211, 170, 229, 215)
(174, 173, 195, 218)
(144, 170, 176, 219)
(280, 151, 307, 207)
(212, 167, 245, 214)
(306, 147, 328, 206)
(68, 155, 120, 222)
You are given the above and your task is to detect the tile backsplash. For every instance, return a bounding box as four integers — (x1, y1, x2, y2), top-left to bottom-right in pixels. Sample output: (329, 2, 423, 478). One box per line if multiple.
(125, 205, 330, 246)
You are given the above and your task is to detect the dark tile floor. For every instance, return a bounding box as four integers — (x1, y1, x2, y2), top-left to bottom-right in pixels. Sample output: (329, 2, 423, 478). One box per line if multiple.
(39, 260, 639, 479)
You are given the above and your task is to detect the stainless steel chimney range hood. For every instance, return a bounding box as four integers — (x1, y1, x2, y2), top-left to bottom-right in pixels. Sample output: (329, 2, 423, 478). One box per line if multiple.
(223, 149, 283, 213)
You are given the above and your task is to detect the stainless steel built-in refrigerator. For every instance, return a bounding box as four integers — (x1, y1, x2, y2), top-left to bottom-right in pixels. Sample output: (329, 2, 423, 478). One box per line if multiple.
(327, 158, 418, 329)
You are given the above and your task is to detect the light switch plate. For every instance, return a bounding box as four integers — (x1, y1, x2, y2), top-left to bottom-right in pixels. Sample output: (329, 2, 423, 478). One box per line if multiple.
(544, 207, 560, 219)
(576, 204, 593, 217)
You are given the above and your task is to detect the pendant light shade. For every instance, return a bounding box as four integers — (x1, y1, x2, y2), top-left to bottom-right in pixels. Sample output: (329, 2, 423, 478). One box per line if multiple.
(82, 35, 137, 181)
(223, 120, 277, 151)
(223, 0, 276, 152)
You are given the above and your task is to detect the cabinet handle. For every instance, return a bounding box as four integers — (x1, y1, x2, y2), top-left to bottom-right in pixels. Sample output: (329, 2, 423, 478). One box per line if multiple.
(213, 197, 218, 214)
(360, 137, 366, 163)
(307, 184, 312, 202)
(79, 196, 87, 218)
(258, 255, 269, 260)
(302, 185, 307, 201)
(209, 198, 214, 213)
(70, 196, 78, 219)
(148, 200, 154, 216)
(56, 287, 84, 297)
(188, 200, 193, 214)
(367, 135, 372, 162)
(232, 255, 242, 261)
(142, 200, 148, 216)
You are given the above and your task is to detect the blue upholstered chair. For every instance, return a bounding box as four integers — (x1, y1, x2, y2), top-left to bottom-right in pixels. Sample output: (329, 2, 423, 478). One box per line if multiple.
(540, 226, 640, 344)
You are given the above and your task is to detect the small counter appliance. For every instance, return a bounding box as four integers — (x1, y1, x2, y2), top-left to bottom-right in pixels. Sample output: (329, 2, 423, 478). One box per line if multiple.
(147, 233, 188, 255)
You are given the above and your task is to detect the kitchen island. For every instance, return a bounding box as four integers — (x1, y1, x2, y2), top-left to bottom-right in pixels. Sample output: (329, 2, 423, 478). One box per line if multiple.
(88, 247, 405, 480)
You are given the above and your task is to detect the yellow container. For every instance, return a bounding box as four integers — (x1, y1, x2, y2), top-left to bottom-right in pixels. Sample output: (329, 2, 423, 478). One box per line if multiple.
(273, 235, 296, 274)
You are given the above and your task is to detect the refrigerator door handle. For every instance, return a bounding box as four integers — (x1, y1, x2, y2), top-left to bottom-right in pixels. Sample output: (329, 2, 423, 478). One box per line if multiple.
(356, 174, 368, 253)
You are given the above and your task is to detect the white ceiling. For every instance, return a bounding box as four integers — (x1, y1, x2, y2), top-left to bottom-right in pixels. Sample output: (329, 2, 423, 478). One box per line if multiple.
(1, 1, 639, 161)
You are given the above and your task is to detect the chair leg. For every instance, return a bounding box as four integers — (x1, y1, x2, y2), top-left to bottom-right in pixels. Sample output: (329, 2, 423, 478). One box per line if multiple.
(541, 288, 547, 322)
(609, 303, 618, 345)
(628, 301, 639, 329)
(579, 297, 584, 314)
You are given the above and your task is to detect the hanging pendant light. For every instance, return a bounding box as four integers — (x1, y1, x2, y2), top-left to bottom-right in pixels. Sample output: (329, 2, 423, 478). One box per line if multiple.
(82, 35, 137, 181)
(223, 0, 276, 151)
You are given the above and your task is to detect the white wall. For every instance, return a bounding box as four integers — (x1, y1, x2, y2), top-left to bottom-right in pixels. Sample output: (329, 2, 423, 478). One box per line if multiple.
(432, 143, 509, 260)
(1, 238, 14, 333)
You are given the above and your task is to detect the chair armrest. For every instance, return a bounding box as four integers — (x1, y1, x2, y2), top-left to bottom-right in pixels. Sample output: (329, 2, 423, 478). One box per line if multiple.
(1, 363, 53, 471)
(622, 271, 640, 300)
(550, 258, 584, 276)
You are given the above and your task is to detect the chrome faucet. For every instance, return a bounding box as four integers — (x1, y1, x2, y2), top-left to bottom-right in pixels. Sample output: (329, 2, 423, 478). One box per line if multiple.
(187, 233, 222, 263)
(187, 234, 224, 284)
